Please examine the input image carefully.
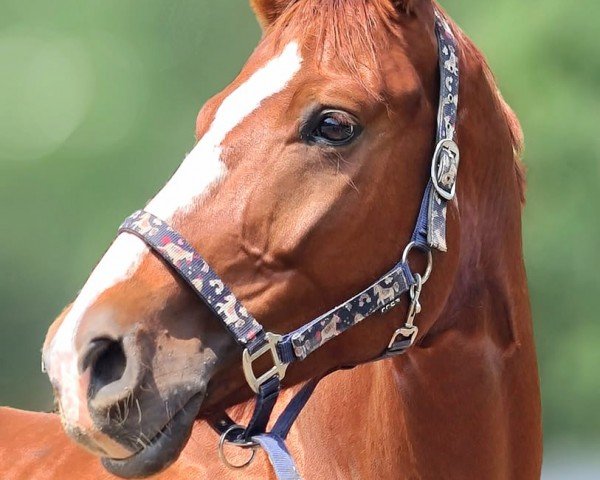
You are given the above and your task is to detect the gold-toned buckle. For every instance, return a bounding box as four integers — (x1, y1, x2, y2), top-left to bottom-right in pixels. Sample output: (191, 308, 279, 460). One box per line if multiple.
(242, 332, 288, 394)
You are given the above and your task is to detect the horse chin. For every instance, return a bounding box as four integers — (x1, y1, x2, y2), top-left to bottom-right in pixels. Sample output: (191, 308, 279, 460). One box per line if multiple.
(101, 392, 204, 478)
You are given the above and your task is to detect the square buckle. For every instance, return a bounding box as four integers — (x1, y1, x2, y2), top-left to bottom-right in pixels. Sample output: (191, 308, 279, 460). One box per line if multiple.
(242, 333, 288, 393)
(431, 138, 460, 200)
(387, 325, 419, 352)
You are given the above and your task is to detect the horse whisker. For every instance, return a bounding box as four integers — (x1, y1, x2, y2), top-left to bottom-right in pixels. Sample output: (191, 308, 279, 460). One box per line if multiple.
(135, 399, 143, 425)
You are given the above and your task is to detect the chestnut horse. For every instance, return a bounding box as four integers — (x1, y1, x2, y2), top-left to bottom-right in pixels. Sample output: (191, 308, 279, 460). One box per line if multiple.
(2, 0, 542, 478)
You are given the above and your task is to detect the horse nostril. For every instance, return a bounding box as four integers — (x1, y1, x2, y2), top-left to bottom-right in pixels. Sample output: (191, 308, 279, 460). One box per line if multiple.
(82, 338, 127, 400)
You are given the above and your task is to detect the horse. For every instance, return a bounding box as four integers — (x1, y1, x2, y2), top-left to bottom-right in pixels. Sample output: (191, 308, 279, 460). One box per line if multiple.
(4, 0, 543, 478)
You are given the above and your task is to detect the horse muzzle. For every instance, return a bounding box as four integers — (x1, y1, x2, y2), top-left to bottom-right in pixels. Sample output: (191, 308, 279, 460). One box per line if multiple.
(43, 314, 217, 477)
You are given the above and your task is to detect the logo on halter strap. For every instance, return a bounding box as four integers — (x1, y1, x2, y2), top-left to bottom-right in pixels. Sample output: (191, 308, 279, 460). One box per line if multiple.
(431, 138, 460, 201)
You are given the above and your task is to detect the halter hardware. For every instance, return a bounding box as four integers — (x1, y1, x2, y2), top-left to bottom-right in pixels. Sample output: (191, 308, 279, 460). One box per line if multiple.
(218, 424, 258, 469)
(115, 10, 459, 480)
(381, 243, 431, 315)
(388, 273, 423, 351)
(431, 138, 460, 201)
(242, 332, 288, 393)
(401, 241, 433, 284)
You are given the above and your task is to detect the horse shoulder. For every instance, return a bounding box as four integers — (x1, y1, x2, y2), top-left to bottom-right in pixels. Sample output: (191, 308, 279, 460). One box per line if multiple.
(0, 407, 114, 479)
(0, 407, 274, 479)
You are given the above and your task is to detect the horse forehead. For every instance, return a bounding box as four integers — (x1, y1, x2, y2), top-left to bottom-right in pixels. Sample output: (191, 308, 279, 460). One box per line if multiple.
(148, 40, 303, 218)
(196, 40, 306, 135)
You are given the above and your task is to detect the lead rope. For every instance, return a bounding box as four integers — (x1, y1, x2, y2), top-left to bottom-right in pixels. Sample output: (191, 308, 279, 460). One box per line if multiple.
(214, 377, 322, 479)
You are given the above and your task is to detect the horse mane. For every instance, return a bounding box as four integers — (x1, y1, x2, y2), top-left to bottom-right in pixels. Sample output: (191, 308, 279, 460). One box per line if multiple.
(273, 0, 400, 102)
(272, 0, 527, 203)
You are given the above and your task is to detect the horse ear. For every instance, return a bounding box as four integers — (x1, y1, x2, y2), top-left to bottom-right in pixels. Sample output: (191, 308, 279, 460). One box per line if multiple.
(249, 0, 296, 29)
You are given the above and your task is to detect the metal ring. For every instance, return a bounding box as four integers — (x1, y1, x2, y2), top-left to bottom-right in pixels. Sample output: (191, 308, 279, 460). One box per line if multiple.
(218, 425, 257, 470)
(409, 273, 423, 301)
(402, 241, 433, 284)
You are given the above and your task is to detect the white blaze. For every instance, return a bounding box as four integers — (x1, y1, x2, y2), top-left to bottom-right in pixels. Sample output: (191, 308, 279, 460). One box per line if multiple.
(49, 42, 303, 423)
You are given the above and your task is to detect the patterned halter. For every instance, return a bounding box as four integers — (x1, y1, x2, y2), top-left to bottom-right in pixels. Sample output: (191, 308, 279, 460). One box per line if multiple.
(117, 10, 459, 480)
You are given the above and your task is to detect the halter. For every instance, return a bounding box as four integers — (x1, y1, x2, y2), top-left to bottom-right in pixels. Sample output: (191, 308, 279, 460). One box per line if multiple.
(117, 11, 459, 480)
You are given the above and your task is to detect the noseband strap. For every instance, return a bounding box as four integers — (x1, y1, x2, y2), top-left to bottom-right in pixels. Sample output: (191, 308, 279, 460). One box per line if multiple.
(119, 209, 417, 373)
(118, 209, 268, 355)
(117, 10, 459, 480)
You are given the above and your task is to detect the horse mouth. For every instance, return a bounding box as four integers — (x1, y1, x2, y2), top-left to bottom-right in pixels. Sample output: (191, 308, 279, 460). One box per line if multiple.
(101, 392, 204, 478)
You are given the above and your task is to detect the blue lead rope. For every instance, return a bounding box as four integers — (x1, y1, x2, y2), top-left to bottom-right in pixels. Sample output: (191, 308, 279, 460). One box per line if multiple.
(252, 435, 301, 480)
(251, 378, 322, 480)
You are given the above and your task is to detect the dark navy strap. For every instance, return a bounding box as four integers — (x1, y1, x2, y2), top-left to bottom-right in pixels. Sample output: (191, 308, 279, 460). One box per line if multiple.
(243, 376, 281, 440)
(210, 377, 320, 441)
(118, 210, 267, 353)
(272, 378, 321, 439)
(211, 377, 323, 480)
(277, 261, 415, 362)
(210, 377, 321, 480)
(412, 12, 460, 252)
(211, 376, 322, 437)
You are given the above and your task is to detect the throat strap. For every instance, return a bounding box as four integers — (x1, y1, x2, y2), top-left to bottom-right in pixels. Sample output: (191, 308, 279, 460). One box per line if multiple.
(211, 377, 323, 480)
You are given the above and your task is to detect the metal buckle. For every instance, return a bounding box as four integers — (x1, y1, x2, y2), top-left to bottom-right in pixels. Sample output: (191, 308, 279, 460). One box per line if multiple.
(387, 325, 419, 350)
(431, 138, 460, 200)
(242, 332, 288, 394)
(387, 274, 423, 352)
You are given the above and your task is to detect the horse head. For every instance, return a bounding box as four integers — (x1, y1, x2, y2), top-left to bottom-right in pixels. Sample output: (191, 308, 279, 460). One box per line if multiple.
(42, 0, 528, 477)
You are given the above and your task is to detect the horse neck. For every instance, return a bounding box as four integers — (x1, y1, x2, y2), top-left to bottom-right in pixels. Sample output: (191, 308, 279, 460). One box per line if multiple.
(347, 200, 542, 479)
(391, 210, 542, 478)
(346, 181, 542, 475)
(371, 33, 543, 478)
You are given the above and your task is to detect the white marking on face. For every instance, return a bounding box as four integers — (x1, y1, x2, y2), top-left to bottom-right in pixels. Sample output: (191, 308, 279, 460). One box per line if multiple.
(48, 41, 303, 424)
(48, 234, 146, 426)
(147, 41, 303, 219)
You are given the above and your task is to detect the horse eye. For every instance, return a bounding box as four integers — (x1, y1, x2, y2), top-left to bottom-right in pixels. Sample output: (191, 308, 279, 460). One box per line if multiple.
(308, 110, 360, 146)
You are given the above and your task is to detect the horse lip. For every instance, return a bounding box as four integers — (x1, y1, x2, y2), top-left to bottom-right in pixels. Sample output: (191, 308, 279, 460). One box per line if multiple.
(101, 392, 204, 478)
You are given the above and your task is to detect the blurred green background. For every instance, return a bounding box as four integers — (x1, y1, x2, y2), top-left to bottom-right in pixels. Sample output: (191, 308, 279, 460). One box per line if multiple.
(0, 0, 598, 476)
